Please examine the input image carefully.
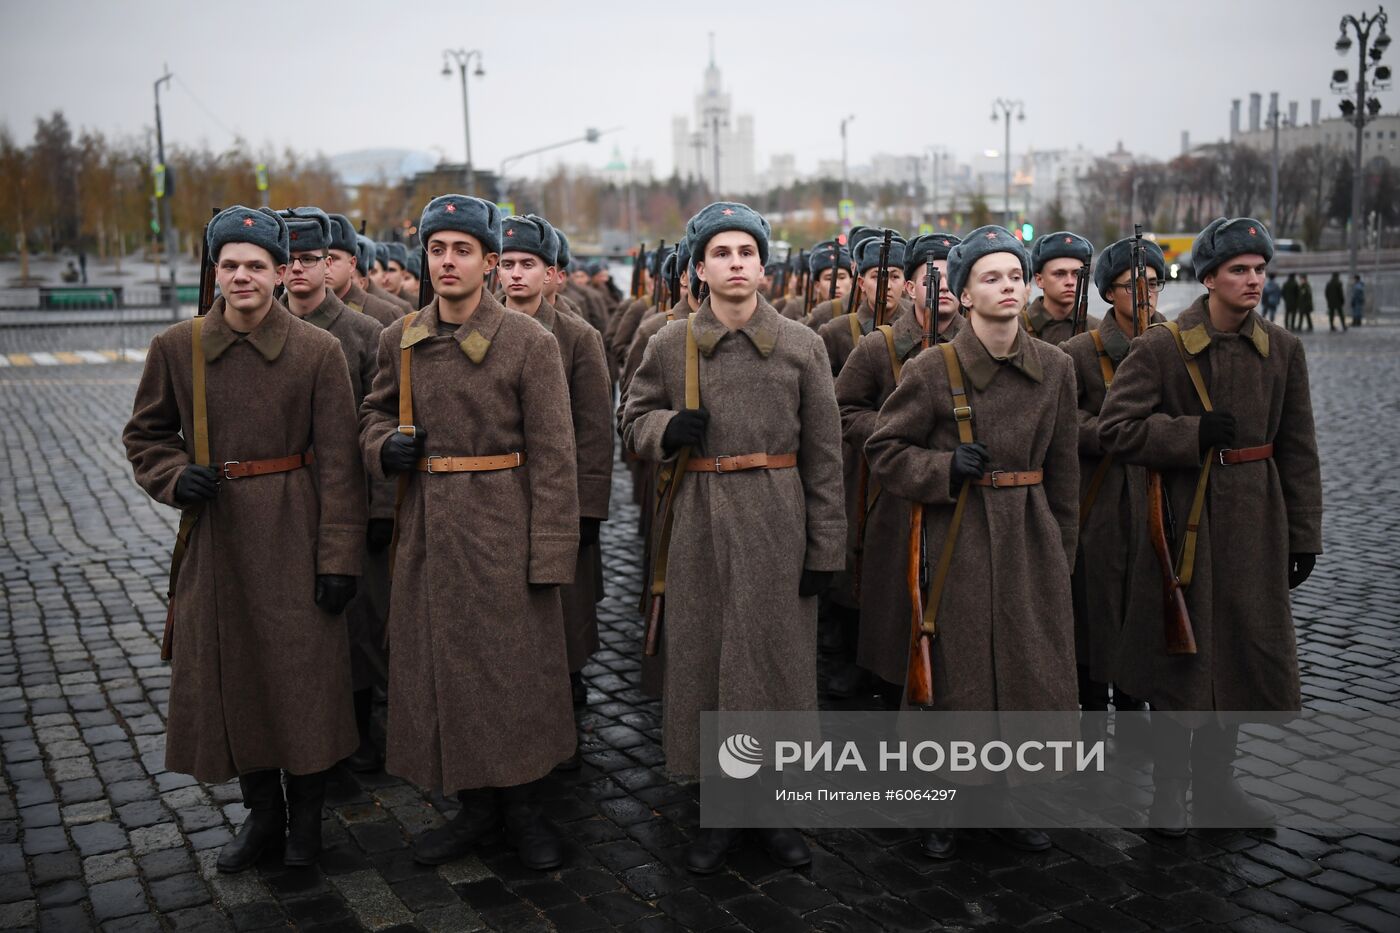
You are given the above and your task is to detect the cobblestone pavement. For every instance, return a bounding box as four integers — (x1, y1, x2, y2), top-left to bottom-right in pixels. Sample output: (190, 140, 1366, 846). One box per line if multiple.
(0, 321, 1398, 933)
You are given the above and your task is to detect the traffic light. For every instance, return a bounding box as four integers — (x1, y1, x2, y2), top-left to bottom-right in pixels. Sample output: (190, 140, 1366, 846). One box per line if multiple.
(1021, 222, 1034, 242)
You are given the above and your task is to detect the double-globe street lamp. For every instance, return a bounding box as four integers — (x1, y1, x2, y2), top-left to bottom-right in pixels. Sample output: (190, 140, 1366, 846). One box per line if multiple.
(1332, 7, 1391, 279)
(991, 98, 1025, 230)
(442, 49, 485, 196)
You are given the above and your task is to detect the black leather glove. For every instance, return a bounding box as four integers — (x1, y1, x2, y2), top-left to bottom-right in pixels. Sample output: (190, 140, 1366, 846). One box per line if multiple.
(799, 569, 834, 598)
(1198, 411, 1236, 454)
(366, 518, 395, 554)
(1288, 553, 1315, 590)
(314, 574, 357, 615)
(579, 517, 601, 548)
(174, 464, 220, 505)
(661, 408, 709, 455)
(949, 442, 990, 495)
(380, 429, 426, 474)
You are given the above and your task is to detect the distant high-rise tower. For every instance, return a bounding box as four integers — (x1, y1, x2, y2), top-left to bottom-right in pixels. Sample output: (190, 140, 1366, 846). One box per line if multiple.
(671, 34, 757, 195)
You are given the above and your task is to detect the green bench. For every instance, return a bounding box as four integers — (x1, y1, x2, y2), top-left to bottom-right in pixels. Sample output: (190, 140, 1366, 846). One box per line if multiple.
(38, 286, 124, 309)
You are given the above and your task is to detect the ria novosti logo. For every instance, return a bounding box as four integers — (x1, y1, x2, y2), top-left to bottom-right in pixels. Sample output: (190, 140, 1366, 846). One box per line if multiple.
(717, 733, 763, 779)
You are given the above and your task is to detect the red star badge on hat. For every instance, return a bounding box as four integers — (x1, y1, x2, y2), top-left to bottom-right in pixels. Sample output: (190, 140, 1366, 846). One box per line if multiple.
(445, 204, 457, 213)
(721, 208, 735, 215)
(506, 228, 514, 237)
(242, 217, 255, 227)
(1248, 226, 1257, 235)
(984, 231, 999, 240)
(941, 239, 950, 245)
(290, 231, 298, 240)
(1064, 236, 1073, 244)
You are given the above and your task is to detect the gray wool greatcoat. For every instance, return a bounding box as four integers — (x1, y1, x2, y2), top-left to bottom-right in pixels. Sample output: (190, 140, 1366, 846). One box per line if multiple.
(621, 297, 846, 776)
(359, 292, 580, 792)
(523, 299, 614, 672)
(1021, 296, 1102, 347)
(301, 290, 394, 692)
(124, 298, 366, 782)
(818, 298, 908, 609)
(1098, 296, 1323, 712)
(369, 280, 414, 316)
(865, 323, 1081, 711)
(836, 310, 963, 686)
(1060, 309, 1163, 686)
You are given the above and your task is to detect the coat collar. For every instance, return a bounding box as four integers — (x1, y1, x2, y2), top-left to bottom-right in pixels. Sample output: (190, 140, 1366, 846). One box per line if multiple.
(202, 297, 291, 362)
(399, 290, 506, 365)
(1175, 295, 1270, 358)
(956, 321, 1044, 390)
(890, 307, 965, 360)
(300, 289, 345, 332)
(1098, 308, 1168, 362)
(341, 281, 367, 312)
(691, 295, 782, 358)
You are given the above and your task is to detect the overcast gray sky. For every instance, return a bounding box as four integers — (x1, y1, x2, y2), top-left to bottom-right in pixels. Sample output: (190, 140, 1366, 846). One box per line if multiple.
(0, 0, 1384, 176)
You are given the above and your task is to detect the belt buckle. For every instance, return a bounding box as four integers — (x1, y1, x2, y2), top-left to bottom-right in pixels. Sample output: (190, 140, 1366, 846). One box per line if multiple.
(953, 405, 973, 422)
(988, 470, 1005, 488)
(1217, 448, 1232, 466)
(426, 455, 446, 474)
(713, 456, 727, 473)
(221, 461, 241, 480)
(512, 452, 522, 467)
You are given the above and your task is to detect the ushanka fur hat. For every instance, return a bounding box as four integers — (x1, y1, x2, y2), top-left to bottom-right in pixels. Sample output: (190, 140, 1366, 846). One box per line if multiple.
(419, 194, 503, 255)
(1192, 217, 1274, 280)
(207, 206, 289, 265)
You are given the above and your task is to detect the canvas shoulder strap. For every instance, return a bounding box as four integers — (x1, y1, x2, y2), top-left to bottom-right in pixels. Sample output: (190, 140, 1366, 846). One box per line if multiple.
(921, 342, 975, 636)
(161, 318, 209, 661)
(877, 324, 901, 385)
(1021, 308, 1036, 336)
(1157, 321, 1214, 587)
(847, 312, 861, 346)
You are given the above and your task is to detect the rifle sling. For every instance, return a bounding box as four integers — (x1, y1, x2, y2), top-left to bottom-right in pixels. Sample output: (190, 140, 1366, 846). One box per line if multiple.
(921, 342, 974, 637)
(162, 317, 210, 661)
(649, 313, 700, 599)
(1079, 330, 1117, 528)
(863, 324, 904, 512)
(847, 312, 861, 347)
(1157, 321, 1214, 589)
(388, 311, 420, 578)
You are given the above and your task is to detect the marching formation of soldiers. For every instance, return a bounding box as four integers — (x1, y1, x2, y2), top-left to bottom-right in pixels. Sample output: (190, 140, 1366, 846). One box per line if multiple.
(123, 193, 1322, 878)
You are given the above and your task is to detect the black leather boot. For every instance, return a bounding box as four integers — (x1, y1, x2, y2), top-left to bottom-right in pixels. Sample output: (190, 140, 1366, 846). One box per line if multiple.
(1148, 713, 1191, 837)
(1112, 687, 1151, 750)
(345, 688, 384, 773)
(1191, 722, 1275, 828)
(413, 787, 500, 865)
(981, 787, 1051, 852)
(283, 770, 328, 867)
(919, 830, 957, 859)
(501, 782, 565, 870)
(570, 670, 587, 708)
(754, 827, 811, 868)
(1079, 668, 1110, 747)
(685, 827, 743, 874)
(217, 770, 285, 873)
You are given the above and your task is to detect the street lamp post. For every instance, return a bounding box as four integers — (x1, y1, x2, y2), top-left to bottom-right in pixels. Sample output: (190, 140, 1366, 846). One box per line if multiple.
(991, 98, 1025, 229)
(1266, 92, 1292, 231)
(442, 49, 484, 195)
(496, 127, 620, 204)
(1332, 7, 1391, 280)
(153, 65, 177, 317)
(840, 115, 855, 206)
(926, 147, 949, 228)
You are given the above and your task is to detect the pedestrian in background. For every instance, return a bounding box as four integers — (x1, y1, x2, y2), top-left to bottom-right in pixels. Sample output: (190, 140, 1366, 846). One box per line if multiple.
(1325, 272, 1347, 332)
(1281, 273, 1299, 330)
(1261, 272, 1281, 322)
(1351, 275, 1366, 327)
(1297, 274, 1315, 332)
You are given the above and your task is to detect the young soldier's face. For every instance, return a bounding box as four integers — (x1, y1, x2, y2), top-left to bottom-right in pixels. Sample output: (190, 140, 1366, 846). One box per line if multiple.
(961, 254, 1027, 321)
(905, 259, 956, 325)
(325, 249, 356, 293)
(284, 250, 327, 299)
(1035, 257, 1082, 308)
(815, 267, 852, 301)
(216, 243, 285, 314)
(370, 261, 386, 287)
(499, 251, 549, 303)
(571, 269, 590, 287)
(1204, 254, 1267, 313)
(859, 265, 906, 311)
(1107, 268, 1161, 323)
(383, 261, 404, 293)
(696, 231, 762, 301)
(591, 270, 610, 287)
(427, 232, 497, 299)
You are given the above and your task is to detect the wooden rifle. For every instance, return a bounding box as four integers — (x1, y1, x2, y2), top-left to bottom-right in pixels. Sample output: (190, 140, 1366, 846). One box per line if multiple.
(1070, 256, 1090, 336)
(197, 207, 218, 317)
(852, 230, 894, 600)
(905, 256, 941, 706)
(1133, 224, 1197, 654)
(631, 242, 646, 300)
(417, 246, 434, 310)
(653, 240, 666, 311)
